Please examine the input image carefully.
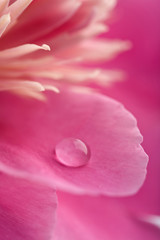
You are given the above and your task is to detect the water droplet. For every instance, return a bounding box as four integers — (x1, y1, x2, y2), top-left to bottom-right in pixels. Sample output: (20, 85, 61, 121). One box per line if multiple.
(54, 138, 90, 167)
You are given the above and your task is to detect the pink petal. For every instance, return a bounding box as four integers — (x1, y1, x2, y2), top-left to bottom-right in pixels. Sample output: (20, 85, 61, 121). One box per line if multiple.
(55, 39, 130, 63)
(0, 172, 57, 240)
(0, 43, 50, 59)
(0, 0, 81, 49)
(0, 0, 9, 15)
(54, 191, 160, 240)
(35, 65, 123, 84)
(6, 0, 33, 22)
(104, 84, 160, 214)
(101, 0, 160, 214)
(0, 89, 148, 196)
(0, 13, 10, 37)
(0, 80, 45, 91)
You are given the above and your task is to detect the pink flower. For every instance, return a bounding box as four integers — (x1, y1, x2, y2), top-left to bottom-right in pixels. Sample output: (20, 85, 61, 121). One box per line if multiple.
(0, 1, 149, 240)
(53, 1, 160, 240)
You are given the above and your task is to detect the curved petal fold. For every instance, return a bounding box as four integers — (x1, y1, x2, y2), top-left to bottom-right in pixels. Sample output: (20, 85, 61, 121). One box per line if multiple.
(0, 89, 148, 196)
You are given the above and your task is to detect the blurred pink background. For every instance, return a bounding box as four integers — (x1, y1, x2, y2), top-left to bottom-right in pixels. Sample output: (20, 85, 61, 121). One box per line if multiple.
(103, 0, 160, 215)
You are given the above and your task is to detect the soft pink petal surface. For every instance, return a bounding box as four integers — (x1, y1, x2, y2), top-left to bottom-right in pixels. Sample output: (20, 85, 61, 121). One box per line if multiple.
(54, 192, 160, 240)
(0, 172, 57, 240)
(0, 89, 147, 196)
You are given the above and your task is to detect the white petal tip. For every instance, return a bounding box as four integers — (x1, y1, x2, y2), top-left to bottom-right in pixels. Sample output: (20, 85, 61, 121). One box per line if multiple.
(41, 44, 51, 51)
(44, 85, 60, 93)
(4, 13, 11, 21)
